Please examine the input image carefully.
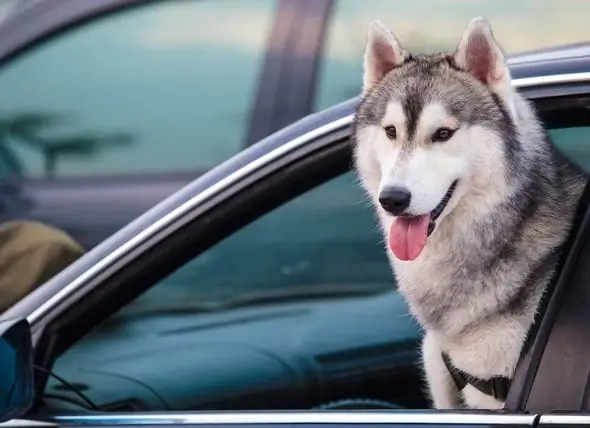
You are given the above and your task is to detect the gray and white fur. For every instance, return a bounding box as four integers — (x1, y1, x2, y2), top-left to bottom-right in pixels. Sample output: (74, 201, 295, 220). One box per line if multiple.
(353, 17, 588, 409)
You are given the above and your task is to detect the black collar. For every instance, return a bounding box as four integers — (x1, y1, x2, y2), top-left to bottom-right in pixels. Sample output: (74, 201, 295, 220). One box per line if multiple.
(441, 352, 511, 402)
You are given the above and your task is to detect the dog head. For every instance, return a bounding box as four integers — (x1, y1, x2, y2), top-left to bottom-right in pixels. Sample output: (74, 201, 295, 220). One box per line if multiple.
(354, 17, 520, 262)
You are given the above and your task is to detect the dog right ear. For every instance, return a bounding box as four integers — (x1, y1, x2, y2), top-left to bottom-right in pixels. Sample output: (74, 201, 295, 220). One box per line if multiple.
(453, 17, 510, 91)
(363, 20, 407, 94)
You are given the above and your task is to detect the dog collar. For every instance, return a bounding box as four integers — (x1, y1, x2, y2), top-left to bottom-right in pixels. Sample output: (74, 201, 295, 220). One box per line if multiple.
(441, 352, 510, 402)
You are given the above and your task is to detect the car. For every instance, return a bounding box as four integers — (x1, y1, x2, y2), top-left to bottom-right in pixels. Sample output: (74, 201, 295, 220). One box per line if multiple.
(3, 43, 590, 428)
(0, 0, 588, 251)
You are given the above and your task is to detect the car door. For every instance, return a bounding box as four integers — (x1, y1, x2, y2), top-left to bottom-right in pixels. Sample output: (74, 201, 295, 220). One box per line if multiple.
(0, 73, 590, 423)
(0, 75, 589, 423)
(6, 114, 542, 428)
(0, 0, 329, 250)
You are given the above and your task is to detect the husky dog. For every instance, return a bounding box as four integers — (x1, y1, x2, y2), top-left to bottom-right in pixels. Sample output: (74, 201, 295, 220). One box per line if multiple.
(353, 17, 588, 409)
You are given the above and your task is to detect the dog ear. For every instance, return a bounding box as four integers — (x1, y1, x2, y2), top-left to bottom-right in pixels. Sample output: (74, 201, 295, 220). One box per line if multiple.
(363, 20, 407, 94)
(453, 17, 510, 91)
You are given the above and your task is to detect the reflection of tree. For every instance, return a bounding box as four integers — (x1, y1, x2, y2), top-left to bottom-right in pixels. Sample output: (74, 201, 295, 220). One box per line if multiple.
(0, 111, 134, 178)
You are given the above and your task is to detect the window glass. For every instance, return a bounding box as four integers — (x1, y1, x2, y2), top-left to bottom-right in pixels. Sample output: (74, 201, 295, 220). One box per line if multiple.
(0, 0, 276, 179)
(315, 0, 590, 111)
(46, 172, 415, 412)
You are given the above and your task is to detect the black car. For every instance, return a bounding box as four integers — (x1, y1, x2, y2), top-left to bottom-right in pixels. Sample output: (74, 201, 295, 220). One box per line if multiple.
(3, 45, 590, 428)
(0, 0, 587, 249)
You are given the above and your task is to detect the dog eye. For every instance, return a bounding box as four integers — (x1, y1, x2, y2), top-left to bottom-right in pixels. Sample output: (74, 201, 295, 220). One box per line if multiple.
(432, 127, 455, 142)
(383, 125, 397, 140)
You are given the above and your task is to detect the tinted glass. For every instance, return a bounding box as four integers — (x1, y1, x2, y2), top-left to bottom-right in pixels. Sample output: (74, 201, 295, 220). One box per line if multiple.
(315, 0, 590, 111)
(0, 0, 276, 179)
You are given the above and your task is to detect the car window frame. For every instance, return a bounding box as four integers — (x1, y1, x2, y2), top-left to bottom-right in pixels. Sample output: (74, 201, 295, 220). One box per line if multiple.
(505, 172, 590, 412)
(516, 186, 590, 413)
(5, 73, 590, 415)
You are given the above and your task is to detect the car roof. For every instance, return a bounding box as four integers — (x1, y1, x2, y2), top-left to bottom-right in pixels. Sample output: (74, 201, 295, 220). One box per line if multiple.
(3, 41, 590, 323)
(508, 42, 590, 64)
(508, 42, 590, 79)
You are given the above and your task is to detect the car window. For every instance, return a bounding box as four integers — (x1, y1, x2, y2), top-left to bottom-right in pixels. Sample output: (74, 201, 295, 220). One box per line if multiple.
(37, 113, 590, 413)
(0, 0, 276, 179)
(44, 171, 418, 412)
(315, 0, 590, 111)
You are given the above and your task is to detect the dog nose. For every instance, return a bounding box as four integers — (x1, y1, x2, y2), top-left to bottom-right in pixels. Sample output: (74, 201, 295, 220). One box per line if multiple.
(379, 187, 412, 214)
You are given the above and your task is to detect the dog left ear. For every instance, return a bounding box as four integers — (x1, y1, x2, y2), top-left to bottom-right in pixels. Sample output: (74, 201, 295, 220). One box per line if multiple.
(362, 20, 408, 94)
(453, 17, 510, 92)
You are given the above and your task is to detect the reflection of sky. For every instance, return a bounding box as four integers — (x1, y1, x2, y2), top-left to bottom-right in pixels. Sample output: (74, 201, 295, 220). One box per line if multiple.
(316, 0, 590, 110)
(0, 0, 276, 177)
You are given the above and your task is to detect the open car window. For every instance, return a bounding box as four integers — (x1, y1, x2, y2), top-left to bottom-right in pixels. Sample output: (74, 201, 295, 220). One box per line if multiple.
(28, 89, 590, 415)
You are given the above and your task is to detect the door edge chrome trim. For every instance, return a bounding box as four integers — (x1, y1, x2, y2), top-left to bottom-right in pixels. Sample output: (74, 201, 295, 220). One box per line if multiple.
(538, 414, 590, 425)
(48, 412, 537, 425)
(515, 71, 590, 88)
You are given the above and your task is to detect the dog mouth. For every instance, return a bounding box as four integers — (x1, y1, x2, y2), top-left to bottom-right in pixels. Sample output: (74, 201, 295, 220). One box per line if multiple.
(427, 179, 459, 236)
(388, 180, 458, 262)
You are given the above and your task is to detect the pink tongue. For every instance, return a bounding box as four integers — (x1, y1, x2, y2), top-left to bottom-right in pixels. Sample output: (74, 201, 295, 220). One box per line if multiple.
(389, 215, 431, 261)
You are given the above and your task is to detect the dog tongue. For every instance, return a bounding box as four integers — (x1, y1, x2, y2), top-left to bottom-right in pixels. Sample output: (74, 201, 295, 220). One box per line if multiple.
(389, 215, 430, 261)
